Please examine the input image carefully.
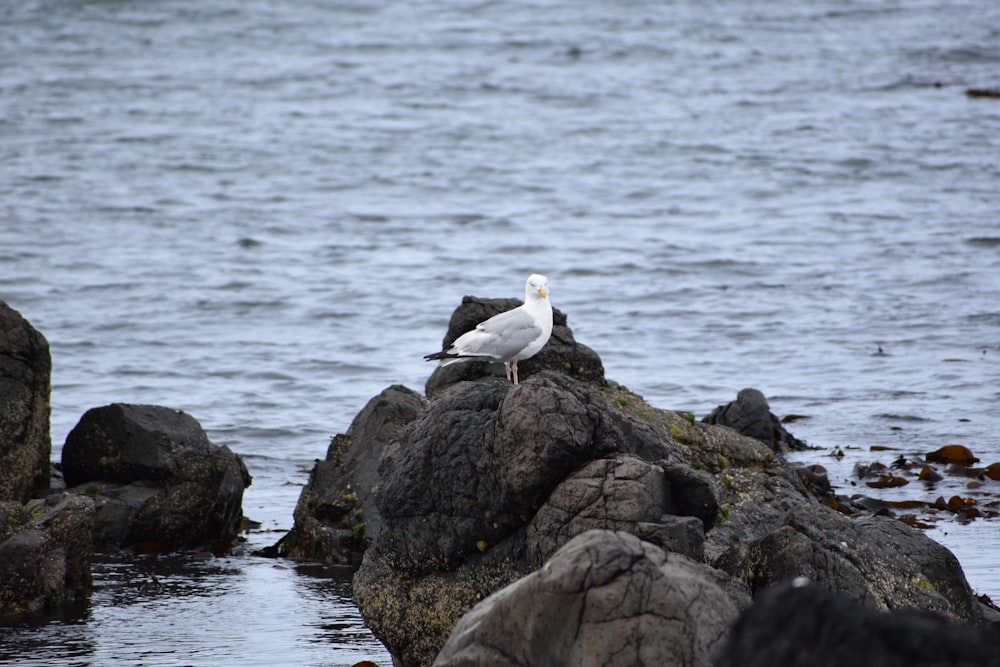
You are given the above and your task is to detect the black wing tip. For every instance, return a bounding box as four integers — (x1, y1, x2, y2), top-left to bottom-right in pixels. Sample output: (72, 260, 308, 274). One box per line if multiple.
(424, 351, 458, 362)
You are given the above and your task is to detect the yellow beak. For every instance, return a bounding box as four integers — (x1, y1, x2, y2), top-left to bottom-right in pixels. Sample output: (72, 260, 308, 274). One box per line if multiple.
(539, 287, 548, 299)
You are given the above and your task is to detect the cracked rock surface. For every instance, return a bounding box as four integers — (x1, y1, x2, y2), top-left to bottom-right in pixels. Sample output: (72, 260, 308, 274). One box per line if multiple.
(434, 529, 743, 667)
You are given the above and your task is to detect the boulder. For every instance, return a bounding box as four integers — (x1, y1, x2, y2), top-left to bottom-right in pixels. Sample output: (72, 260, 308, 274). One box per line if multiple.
(272, 384, 428, 564)
(0, 301, 51, 502)
(425, 298, 604, 396)
(733, 503, 983, 624)
(605, 385, 819, 565)
(353, 372, 719, 667)
(342, 316, 991, 666)
(523, 455, 710, 564)
(717, 579, 1000, 667)
(434, 530, 745, 667)
(61, 404, 251, 550)
(0, 493, 94, 614)
(702, 387, 807, 452)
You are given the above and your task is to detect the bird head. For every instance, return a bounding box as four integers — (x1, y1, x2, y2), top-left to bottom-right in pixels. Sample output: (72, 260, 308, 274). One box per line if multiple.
(526, 274, 548, 300)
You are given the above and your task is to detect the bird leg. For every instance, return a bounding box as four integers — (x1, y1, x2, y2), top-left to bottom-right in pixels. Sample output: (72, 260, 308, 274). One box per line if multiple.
(504, 362, 512, 382)
(512, 361, 519, 385)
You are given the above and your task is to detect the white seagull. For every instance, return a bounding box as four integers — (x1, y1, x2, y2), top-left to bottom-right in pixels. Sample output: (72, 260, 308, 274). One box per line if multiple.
(425, 274, 553, 384)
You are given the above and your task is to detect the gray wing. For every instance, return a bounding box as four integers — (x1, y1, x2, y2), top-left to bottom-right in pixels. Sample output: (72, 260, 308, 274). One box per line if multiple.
(450, 306, 542, 361)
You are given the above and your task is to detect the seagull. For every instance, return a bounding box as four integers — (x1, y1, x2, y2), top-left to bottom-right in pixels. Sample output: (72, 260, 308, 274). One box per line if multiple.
(424, 274, 553, 384)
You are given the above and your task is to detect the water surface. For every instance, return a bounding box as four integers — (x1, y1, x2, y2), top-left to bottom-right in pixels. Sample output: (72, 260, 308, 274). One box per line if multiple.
(2, 0, 999, 663)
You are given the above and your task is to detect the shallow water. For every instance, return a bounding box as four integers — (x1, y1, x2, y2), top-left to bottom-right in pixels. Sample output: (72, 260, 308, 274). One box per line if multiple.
(2, 0, 1000, 662)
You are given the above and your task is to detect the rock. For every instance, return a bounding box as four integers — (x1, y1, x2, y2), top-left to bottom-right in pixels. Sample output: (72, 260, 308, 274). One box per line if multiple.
(717, 579, 1000, 667)
(345, 328, 991, 666)
(273, 385, 428, 564)
(425, 297, 604, 396)
(702, 387, 807, 452)
(0, 301, 52, 502)
(434, 530, 744, 667)
(354, 372, 719, 667)
(61, 404, 251, 550)
(0, 493, 94, 614)
(926, 444, 978, 466)
(524, 455, 709, 564)
(605, 385, 819, 565)
(733, 503, 983, 624)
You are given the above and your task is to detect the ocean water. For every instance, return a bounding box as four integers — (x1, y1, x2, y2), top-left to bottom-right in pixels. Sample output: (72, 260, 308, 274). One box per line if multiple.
(2, 0, 999, 663)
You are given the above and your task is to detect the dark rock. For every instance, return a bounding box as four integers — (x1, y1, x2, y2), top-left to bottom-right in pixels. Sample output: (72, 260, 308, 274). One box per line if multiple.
(605, 385, 818, 565)
(273, 385, 428, 564)
(425, 297, 605, 396)
(0, 493, 94, 615)
(733, 503, 982, 624)
(61, 404, 251, 550)
(370, 372, 690, 577)
(0, 301, 52, 502)
(717, 579, 1000, 667)
(702, 387, 807, 452)
(524, 455, 708, 563)
(434, 530, 744, 667)
(354, 372, 718, 667)
(344, 319, 991, 667)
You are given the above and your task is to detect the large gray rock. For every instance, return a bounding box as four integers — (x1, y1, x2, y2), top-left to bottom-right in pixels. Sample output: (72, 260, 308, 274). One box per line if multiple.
(425, 297, 605, 396)
(733, 503, 983, 624)
(273, 384, 428, 564)
(434, 530, 744, 667)
(0, 301, 51, 502)
(61, 404, 251, 550)
(354, 372, 718, 667)
(0, 493, 94, 614)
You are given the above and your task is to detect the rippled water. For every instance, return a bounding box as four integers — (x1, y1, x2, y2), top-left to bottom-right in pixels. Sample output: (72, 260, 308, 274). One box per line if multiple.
(2, 0, 999, 662)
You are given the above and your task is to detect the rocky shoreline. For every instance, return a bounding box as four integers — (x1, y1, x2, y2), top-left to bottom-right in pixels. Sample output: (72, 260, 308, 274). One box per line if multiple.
(2, 296, 998, 664)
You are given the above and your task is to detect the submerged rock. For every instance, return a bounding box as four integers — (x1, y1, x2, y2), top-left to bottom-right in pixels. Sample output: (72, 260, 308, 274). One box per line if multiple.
(434, 530, 745, 667)
(62, 404, 251, 551)
(0, 301, 52, 503)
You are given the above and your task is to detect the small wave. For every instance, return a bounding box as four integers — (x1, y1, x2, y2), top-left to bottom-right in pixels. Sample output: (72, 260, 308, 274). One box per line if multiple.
(966, 237, 1000, 249)
(874, 413, 931, 422)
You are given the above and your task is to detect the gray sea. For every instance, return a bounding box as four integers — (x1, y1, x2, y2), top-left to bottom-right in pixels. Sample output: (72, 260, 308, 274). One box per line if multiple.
(2, 0, 999, 664)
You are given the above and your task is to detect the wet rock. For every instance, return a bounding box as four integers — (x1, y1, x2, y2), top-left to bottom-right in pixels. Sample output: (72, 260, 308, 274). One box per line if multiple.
(0, 493, 94, 614)
(717, 579, 1000, 667)
(0, 301, 52, 502)
(425, 297, 604, 396)
(273, 385, 428, 564)
(434, 530, 745, 667)
(926, 444, 978, 466)
(61, 404, 251, 550)
(733, 503, 982, 624)
(702, 387, 807, 452)
(353, 372, 718, 667)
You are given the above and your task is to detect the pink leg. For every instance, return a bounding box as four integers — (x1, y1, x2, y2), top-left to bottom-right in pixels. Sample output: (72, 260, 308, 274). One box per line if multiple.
(504, 362, 511, 381)
(512, 361, 519, 384)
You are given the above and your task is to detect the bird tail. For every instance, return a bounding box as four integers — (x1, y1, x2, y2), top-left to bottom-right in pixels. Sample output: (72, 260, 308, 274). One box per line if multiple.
(424, 350, 461, 365)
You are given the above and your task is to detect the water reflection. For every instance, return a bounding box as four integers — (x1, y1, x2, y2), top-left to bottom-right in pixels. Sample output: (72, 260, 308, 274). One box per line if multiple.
(0, 550, 390, 667)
